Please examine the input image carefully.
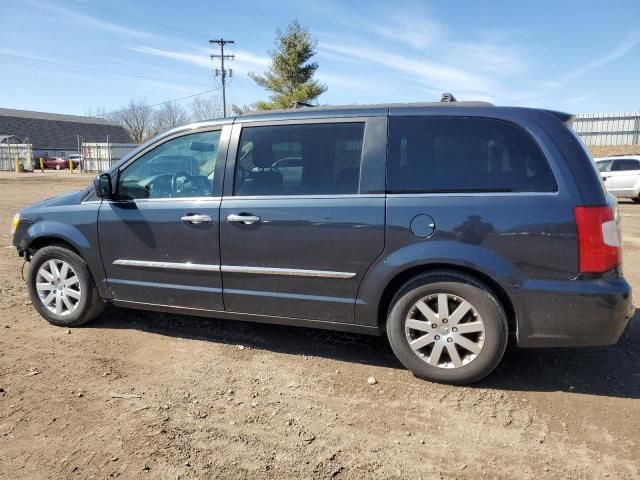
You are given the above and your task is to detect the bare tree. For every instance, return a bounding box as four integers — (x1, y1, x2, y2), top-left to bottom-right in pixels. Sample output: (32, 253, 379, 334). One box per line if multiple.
(189, 96, 220, 122)
(110, 99, 157, 143)
(155, 101, 190, 131)
(84, 106, 108, 118)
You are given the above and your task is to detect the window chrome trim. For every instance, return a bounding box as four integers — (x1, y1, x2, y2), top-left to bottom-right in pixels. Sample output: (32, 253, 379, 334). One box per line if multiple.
(110, 196, 221, 204)
(112, 260, 356, 279)
(223, 194, 384, 201)
(118, 126, 226, 172)
(221, 265, 356, 279)
(386, 191, 559, 198)
(113, 260, 220, 272)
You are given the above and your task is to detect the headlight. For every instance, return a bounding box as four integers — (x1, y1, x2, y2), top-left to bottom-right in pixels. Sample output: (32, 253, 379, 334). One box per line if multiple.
(10, 213, 20, 235)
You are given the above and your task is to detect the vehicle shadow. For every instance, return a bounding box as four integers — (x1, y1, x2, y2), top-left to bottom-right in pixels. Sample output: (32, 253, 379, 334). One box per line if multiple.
(480, 313, 640, 399)
(88, 307, 640, 400)
(89, 306, 400, 368)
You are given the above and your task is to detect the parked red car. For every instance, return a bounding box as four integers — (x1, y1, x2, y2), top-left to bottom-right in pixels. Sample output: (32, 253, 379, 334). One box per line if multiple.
(42, 157, 80, 170)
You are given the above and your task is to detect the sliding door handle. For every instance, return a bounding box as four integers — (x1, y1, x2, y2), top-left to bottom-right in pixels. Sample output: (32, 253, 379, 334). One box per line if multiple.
(227, 213, 260, 225)
(181, 214, 212, 224)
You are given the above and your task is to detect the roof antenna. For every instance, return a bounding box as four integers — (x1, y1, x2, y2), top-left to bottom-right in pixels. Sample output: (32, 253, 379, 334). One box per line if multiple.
(440, 92, 457, 103)
(288, 101, 315, 109)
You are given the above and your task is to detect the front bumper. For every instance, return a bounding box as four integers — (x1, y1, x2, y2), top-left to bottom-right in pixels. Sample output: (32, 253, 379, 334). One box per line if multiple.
(516, 275, 634, 347)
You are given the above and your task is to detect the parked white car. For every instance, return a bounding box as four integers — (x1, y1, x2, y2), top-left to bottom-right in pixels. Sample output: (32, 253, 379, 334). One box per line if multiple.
(595, 155, 640, 202)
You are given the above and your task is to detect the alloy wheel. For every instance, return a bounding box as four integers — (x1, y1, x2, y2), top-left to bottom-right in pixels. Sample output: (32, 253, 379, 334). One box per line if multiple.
(35, 259, 82, 316)
(404, 293, 485, 368)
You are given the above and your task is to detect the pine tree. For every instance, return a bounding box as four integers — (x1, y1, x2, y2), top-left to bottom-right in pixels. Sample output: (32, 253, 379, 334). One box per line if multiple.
(249, 20, 327, 110)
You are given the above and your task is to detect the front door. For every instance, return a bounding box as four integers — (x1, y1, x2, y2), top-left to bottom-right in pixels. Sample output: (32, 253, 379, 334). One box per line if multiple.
(219, 119, 386, 323)
(98, 126, 228, 310)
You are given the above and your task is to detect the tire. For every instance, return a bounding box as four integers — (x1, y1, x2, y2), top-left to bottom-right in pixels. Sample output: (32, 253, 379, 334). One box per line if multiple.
(55, 164, 61, 170)
(27, 245, 104, 327)
(386, 271, 508, 385)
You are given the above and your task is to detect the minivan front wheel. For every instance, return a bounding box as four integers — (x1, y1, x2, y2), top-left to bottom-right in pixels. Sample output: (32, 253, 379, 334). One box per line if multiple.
(27, 245, 104, 327)
(386, 272, 508, 385)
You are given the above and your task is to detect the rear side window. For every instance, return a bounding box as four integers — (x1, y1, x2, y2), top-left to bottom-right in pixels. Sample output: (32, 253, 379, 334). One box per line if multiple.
(234, 123, 365, 196)
(612, 159, 640, 171)
(387, 117, 557, 193)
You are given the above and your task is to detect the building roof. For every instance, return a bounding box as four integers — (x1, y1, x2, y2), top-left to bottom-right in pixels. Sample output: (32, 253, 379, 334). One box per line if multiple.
(0, 108, 132, 149)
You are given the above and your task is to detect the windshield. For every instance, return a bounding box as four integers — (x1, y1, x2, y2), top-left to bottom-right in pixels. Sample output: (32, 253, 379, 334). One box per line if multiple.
(596, 160, 612, 172)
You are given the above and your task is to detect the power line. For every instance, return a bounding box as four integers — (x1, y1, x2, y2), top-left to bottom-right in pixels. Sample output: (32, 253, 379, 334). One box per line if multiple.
(0, 52, 211, 88)
(209, 39, 235, 117)
(95, 88, 221, 118)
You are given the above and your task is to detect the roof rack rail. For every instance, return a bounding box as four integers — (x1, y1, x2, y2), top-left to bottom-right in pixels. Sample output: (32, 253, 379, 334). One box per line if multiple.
(288, 101, 316, 109)
(440, 92, 457, 103)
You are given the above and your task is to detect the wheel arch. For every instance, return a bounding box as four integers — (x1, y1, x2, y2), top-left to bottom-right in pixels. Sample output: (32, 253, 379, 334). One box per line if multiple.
(376, 264, 517, 336)
(27, 236, 82, 258)
(22, 223, 110, 300)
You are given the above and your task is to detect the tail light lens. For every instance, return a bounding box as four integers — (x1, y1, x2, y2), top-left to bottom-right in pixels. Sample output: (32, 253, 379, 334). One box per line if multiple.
(574, 206, 621, 273)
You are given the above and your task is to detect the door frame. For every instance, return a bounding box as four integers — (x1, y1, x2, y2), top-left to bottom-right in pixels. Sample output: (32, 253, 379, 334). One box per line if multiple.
(112, 121, 234, 199)
(217, 115, 388, 323)
(222, 115, 388, 197)
(99, 115, 389, 334)
(97, 122, 233, 310)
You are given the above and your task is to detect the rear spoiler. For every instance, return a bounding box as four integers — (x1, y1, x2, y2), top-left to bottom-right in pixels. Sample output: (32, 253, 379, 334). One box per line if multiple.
(543, 109, 575, 123)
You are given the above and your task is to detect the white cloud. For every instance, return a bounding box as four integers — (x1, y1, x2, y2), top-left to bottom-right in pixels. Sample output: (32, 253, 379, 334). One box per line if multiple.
(559, 93, 594, 107)
(313, 5, 529, 101)
(319, 41, 497, 95)
(443, 41, 526, 75)
(545, 34, 640, 88)
(354, 7, 526, 77)
(31, 0, 156, 39)
(366, 14, 442, 49)
(234, 50, 270, 69)
(128, 45, 271, 76)
(128, 45, 212, 68)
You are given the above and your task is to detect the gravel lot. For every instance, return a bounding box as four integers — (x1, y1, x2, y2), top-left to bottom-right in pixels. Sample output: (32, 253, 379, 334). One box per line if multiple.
(0, 171, 638, 479)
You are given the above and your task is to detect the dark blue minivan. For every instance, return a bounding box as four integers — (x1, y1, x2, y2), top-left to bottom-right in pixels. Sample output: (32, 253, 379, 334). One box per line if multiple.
(11, 101, 634, 384)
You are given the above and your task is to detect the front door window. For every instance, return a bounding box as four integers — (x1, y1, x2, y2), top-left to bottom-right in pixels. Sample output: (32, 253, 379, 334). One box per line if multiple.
(118, 131, 221, 200)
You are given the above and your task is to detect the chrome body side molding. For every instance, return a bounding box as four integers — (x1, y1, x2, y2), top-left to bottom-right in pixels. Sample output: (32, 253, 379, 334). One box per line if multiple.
(113, 259, 220, 272)
(220, 265, 356, 279)
(113, 260, 356, 279)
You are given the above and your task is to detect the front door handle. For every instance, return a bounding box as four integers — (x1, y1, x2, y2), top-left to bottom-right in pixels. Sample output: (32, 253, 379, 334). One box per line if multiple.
(227, 213, 260, 225)
(181, 214, 212, 224)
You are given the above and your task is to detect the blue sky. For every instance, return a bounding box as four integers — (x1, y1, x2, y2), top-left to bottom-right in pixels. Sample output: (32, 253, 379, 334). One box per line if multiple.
(1, 0, 639, 117)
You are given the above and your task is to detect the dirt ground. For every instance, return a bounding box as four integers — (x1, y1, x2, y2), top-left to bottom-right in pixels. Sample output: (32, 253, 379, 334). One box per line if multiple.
(0, 170, 638, 480)
(588, 145, 640, 158)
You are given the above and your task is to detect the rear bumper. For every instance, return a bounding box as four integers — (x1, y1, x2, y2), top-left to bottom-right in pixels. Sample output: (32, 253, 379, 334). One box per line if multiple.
(515, 275, 634, 347)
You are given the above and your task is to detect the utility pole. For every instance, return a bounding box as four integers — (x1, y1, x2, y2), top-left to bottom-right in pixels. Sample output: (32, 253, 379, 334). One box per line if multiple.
(209, 38, 234, 117)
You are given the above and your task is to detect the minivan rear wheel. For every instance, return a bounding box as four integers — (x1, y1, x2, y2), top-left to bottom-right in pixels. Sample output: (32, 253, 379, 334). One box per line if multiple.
(27, 245, 104, 327)
(386, 271, 508, 385)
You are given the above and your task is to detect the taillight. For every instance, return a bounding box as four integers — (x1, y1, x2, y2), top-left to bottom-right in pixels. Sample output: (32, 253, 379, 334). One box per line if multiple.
(574, 206, 621, 273)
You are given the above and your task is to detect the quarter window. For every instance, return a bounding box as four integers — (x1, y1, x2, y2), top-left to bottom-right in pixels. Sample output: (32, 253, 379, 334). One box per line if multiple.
(387, 117, 557, 193)
(234, 123, 365, 196)
(118, 131, 221, 199)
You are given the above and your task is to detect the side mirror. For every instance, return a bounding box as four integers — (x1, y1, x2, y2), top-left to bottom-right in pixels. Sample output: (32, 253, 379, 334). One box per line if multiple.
(94, 173, 113, 199)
